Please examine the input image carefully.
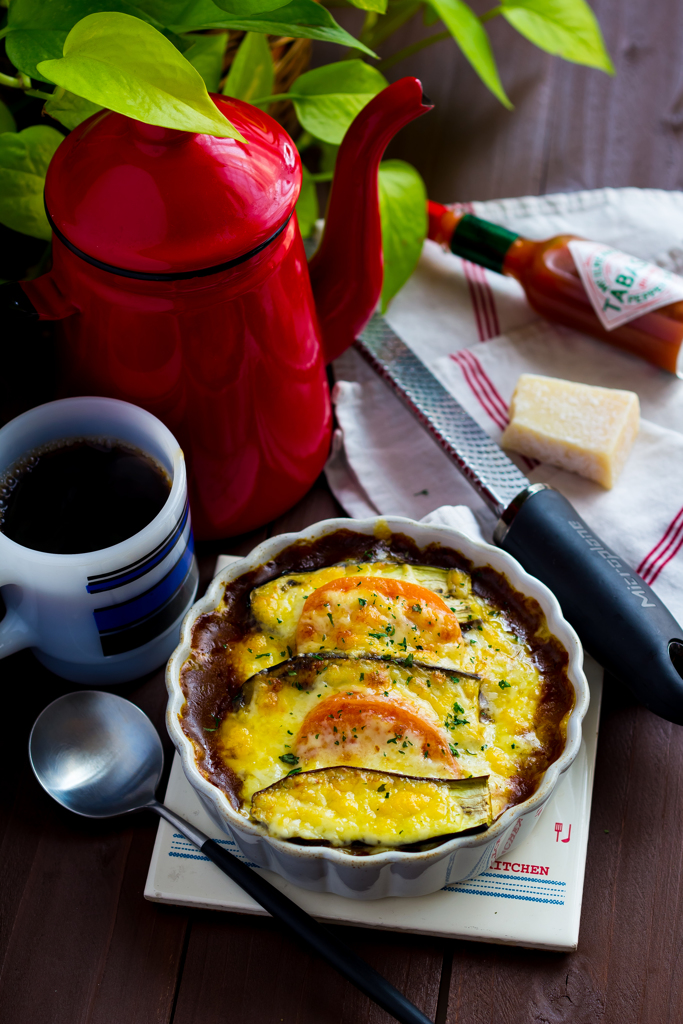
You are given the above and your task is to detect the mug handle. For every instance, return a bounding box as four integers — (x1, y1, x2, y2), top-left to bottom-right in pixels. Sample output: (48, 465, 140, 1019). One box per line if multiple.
(0, 586, 36, 658)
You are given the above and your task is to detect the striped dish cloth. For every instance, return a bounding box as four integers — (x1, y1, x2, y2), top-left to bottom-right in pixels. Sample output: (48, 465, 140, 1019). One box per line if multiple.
(326, 187, 683, 626)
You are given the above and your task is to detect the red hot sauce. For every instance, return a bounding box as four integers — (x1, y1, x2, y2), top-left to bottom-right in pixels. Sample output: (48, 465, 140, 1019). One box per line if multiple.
(428, 200, 683, 376)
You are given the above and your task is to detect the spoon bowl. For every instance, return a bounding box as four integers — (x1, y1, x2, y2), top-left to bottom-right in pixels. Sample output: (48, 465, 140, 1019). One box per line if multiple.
(29, 690, 163, 818)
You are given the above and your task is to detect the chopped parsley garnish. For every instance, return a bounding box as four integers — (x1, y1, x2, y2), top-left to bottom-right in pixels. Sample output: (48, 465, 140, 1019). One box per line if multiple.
(385, 624, 395, 636)
(498, 680, 511, 689)
(358, 597, 367, 607)
(449, 744, 460, 757)
(412, 604, 422, 613)
(286, 767, 302, 776)
(327, 612, 334, 626)
(203, 715, 221, 733)
(377, 784, 386, 792)
(279, 753, 299, 765)
(404, 653, 414, 666)
(255, 653, 271, 659)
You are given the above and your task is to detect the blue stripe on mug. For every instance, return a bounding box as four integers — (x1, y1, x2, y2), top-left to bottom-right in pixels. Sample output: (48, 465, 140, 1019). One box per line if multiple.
(97, 556, 198, 657)
(94, 533, 195, 634)
(86, 499, 190, 594)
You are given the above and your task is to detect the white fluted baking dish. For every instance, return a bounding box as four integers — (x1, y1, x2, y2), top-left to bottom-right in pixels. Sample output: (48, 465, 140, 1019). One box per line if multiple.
(166, 516, 588, 900)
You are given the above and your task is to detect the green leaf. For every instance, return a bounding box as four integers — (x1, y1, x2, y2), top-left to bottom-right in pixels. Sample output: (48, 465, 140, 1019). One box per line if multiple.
(43, 86, 102, 129)
(37, 12, 243, 139)
(213, 0, 292, 15)
(164, 0, 377, 57)
(296, 165, 318, 239)
(428, 0, 512, 108)
(5, 0, 175, 82)
(0, 126, 64, 240)
(184, 32, 227, 92)
(284, 60, 387, 145)
(0, 100, 17, 134)
(501, 0, 613, 72)
(222, 32, 273, 103)
(378, 159, 426, 311)
(348, 0, 387, 13)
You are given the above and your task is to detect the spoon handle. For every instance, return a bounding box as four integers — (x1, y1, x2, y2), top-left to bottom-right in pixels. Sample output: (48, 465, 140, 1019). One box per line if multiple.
(201, 838, 433, 1024)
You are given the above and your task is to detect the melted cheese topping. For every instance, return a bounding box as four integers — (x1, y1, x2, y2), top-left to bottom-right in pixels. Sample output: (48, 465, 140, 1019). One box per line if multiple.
(296, 576, 462, 666)
(209, 560, 558, 839)
(251, 767, 491, 846)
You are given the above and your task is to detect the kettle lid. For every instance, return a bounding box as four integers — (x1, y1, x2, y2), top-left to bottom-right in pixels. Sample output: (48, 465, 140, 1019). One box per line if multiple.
(45, 96, 301, 276)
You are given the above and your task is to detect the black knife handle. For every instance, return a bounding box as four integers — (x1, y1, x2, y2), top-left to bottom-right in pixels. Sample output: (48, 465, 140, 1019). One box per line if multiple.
(496, 486, 683, 724)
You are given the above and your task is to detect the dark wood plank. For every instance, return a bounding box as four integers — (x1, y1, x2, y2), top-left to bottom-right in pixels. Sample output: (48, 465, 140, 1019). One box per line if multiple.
(172, 913, 443, 1024)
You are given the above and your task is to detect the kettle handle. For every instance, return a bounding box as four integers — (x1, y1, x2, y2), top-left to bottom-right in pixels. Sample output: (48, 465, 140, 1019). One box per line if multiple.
(0, 275, 75, 420)
(0, 280, 42, 323)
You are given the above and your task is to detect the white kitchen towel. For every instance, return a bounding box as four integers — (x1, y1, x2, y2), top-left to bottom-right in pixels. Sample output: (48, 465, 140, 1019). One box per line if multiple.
(326, 187, 683, 625)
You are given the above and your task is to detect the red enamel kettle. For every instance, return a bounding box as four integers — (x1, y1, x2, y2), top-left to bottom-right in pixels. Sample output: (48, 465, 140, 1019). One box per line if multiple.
(4, 78, 430, 538)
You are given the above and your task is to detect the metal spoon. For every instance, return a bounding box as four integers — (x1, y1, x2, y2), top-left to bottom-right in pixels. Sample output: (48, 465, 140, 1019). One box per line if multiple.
(29, 691, 432, 1024)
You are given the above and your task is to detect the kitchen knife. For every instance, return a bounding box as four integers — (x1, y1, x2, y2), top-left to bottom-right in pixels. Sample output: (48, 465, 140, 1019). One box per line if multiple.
(355, 313, 683, 724)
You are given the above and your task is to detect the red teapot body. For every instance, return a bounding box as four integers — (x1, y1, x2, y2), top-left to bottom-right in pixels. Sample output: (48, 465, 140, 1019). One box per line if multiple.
(15, 81, 430, 538)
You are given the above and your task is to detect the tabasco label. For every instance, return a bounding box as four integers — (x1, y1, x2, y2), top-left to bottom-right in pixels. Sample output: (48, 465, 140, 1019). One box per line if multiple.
(568, 240, 683, 331)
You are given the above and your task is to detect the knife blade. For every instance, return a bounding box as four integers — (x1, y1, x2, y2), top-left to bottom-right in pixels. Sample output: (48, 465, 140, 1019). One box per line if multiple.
(355, 313, 683, 724)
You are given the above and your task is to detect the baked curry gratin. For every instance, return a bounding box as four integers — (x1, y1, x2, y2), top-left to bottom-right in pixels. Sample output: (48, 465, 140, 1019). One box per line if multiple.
(180, 528, 574, 853)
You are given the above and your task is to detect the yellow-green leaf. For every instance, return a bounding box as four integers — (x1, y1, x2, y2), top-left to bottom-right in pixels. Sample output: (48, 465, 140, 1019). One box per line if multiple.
(184, 32, 227, 92)
(378, 159, 426, 311)
(0, 126, 64, 240)
(501, 0, 613, 73)
(37, 12, 244, 139)
(5, 0, 178, 83)
(44, 87, 102, 129)
(296, 165, 318, 239)
(428, 0, 512, 108)
(222, 32, 273, 103)
(284, 60, 387, 145)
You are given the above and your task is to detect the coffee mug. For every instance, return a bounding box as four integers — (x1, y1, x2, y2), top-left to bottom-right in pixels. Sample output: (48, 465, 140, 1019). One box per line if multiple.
(0, 397, 198, 683)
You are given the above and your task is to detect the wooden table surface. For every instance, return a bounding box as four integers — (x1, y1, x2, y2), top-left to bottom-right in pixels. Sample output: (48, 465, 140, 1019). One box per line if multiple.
(3, 0, 683, 1020)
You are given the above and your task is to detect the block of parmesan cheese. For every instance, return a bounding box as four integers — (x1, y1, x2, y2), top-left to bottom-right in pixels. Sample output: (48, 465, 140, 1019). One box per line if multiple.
(501, 374, 640, 489)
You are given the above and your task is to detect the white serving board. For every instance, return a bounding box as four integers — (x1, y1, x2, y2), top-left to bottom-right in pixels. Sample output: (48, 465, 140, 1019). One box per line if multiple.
(145, 654, 601, 952)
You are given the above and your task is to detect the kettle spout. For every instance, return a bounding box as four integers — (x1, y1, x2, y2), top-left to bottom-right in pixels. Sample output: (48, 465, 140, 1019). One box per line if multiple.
(308, 78, 432, 364)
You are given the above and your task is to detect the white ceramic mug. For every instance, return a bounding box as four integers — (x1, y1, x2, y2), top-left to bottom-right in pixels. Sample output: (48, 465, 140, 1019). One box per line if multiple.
(0, 397, 198, 683)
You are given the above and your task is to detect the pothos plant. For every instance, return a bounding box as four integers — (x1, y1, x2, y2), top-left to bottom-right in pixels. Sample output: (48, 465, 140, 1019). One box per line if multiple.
(0, 0, 611, 309)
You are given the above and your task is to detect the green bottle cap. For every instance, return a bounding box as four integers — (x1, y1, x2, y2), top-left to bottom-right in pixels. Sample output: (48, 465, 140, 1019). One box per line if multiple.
(450, 214, 519, 275)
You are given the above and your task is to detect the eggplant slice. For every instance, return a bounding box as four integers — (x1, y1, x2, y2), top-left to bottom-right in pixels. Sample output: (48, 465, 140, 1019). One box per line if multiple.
(251, 766, 491, 846)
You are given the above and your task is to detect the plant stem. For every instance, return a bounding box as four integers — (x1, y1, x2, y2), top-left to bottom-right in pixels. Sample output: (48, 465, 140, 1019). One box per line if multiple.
(479, 5, 502, 22)
(0, 70, 52, 100)
(309, 170, 334, 182)
(0, 71, 23, 88)
(0, 26, 9, 40)
(377, 29, 449, 72)
(364, 0, 422, 49)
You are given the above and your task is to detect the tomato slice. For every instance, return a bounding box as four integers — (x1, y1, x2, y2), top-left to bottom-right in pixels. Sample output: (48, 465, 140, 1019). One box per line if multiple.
(296, 576, 462, 662)
(293, 691, 463, 778)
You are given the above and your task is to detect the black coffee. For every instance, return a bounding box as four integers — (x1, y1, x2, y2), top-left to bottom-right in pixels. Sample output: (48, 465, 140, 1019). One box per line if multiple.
(0, 438, 171, 554)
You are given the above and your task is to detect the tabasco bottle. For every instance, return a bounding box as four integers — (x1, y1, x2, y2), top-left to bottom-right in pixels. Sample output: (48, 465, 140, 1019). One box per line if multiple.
(427, 200, 683, 376)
